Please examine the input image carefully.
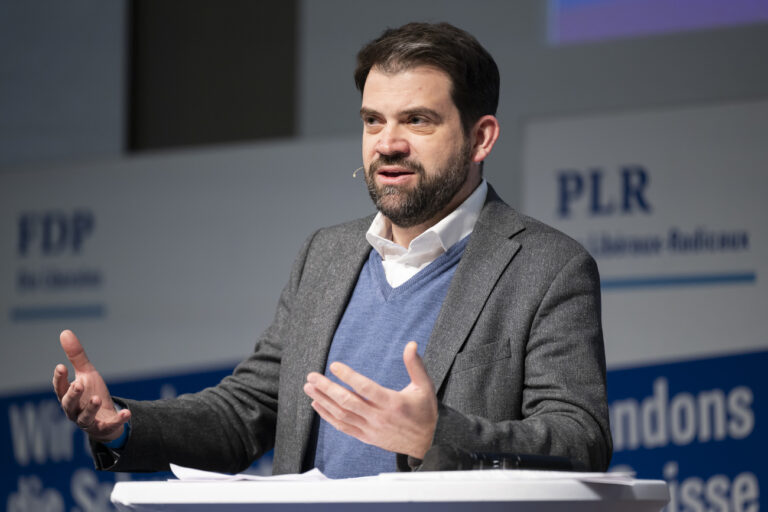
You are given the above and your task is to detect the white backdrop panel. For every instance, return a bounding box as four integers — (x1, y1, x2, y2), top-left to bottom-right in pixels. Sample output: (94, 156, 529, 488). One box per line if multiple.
(522, 99, 767, 368)
(0, 136, 371, 394)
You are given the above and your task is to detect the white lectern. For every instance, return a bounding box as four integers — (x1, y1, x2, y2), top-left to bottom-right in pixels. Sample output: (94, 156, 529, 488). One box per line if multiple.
(111, 470, 669, 511)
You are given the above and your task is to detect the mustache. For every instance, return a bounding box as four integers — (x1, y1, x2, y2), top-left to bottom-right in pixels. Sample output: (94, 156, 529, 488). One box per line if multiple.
(368, 155, 425, 175)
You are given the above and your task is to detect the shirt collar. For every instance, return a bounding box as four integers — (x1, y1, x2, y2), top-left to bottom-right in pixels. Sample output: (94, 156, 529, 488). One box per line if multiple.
(366, 179, 488, 259)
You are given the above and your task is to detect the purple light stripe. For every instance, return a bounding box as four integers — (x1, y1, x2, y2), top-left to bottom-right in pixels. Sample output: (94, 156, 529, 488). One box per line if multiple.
(553, 0, 768, 44)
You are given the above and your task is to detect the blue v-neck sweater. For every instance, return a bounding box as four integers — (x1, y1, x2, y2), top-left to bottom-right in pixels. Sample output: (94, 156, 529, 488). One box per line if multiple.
(313, 236, 470, 478)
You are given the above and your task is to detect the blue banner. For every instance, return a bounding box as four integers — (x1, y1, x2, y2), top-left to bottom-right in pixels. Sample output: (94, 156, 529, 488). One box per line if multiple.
(608, 350, 765, 511)
(3, 350, 763, 511)
(0, 364, 277, 512)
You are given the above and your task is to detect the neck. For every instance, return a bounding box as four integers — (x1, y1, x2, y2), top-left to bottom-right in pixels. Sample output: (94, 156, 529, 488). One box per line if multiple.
(389, 174, 482, 248)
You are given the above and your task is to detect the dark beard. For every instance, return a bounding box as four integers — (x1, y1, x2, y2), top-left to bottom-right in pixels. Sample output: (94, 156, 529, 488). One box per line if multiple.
(365, 142, 472, 228)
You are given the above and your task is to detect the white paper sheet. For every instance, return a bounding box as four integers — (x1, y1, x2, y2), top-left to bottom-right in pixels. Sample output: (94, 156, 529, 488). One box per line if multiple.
(170, 464, 635, 486)
(169, 464, 329, 482)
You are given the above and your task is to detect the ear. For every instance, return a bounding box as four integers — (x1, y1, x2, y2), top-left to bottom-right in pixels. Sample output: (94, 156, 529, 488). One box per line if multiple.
(469, 115, 500, 164)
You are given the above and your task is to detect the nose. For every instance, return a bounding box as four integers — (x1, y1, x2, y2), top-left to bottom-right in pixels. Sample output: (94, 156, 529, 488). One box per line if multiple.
(375, 125, 410, 157)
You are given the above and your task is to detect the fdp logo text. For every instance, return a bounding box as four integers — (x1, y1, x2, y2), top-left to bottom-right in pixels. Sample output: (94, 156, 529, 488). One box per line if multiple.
(17, 210, 95, 257)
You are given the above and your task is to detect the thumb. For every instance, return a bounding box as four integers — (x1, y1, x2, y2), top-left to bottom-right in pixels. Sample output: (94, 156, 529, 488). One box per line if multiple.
(403, 342, 432, 389)
(59, 330, 95, 373)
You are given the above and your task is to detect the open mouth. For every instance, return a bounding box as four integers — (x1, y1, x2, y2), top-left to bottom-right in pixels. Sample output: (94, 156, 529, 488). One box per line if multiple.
(378, 169, 414, 178)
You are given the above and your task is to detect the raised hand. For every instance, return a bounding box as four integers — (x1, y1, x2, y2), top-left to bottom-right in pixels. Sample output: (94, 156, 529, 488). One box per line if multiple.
(52, 330, 130, 442)
(303, 341, 438, 459)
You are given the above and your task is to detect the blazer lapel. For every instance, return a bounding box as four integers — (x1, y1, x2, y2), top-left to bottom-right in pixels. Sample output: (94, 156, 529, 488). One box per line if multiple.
(303, 224, 372, 374)
(423, 187, 525, 392)
(293, 218, 372, 466)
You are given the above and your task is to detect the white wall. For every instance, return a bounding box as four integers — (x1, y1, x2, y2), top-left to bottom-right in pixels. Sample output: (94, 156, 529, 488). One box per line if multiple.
(0, 137, 371, 393)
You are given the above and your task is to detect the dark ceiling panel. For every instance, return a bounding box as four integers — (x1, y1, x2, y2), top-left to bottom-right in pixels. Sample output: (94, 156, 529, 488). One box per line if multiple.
(128, 1, 297, 151)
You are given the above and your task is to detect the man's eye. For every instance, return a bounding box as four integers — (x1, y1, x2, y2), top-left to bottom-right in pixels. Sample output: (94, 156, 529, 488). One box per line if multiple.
(364, 116, 380, 125)
(409, 116, 426, 125)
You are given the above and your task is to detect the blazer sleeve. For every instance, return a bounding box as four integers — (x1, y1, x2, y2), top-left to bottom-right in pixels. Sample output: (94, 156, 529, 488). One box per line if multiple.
(91, 232, 318, 474)
(400, 249, 612, 472)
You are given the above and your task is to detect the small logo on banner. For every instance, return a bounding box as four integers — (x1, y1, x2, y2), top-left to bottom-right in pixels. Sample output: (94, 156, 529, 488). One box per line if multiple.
(11, 209, 105, 322)
(17, 210, 95, 257)
(556, 166, 652, 219)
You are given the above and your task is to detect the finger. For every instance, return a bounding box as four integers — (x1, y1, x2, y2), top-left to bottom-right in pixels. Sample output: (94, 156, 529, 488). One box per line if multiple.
(53, 364, 70, 401)
(303, 379, 347, 414)
(60, 330, 95, 373)
(306, 371, 371, 415)
(310, 401, 366, 440)
(60, 381, 84, 420)
(403, 342, 433, 389)
(116, 408, 132, 424)
(93, 409, 132, 442)
(304, 381, 366, 426)
(98, 408, 132, 432)
(76, 395, 101, 429)
(328, 362, 388, 403)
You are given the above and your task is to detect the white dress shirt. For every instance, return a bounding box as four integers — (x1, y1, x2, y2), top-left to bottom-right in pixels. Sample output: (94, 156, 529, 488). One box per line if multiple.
(365, 180, 488, 288)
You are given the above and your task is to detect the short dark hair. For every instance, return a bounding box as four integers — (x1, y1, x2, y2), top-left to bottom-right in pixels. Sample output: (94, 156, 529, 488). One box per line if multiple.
(354, 22, 500, 133)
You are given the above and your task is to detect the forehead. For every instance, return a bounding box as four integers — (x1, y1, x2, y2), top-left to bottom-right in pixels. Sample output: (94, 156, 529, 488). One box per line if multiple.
(361, 65, 455, 112)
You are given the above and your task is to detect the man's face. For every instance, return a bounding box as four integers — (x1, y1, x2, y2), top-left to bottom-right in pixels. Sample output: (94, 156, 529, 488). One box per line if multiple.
(360, 66, 474, 228)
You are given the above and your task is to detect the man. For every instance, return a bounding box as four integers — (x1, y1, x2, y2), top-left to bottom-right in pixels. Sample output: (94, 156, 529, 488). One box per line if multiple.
(53, 22, 612, 478)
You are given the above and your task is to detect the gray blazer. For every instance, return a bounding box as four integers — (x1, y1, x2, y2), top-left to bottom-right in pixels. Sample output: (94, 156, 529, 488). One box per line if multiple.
(94, 186, 612, 474)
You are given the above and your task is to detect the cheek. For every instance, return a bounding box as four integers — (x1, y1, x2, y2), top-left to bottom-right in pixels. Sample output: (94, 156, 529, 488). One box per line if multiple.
(417, 138, 457, 170)
(361, 135, 376, 163)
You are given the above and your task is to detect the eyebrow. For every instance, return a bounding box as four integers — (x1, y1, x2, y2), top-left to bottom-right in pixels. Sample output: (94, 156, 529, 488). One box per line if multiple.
(359, 107, 444, 123)
(402, 108, 443, 122)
